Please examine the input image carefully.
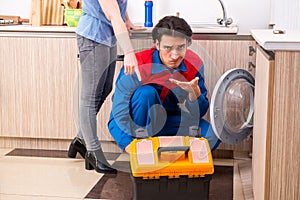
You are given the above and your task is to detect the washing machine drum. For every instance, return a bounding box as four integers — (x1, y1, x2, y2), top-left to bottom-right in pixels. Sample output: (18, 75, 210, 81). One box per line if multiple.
(210, 68, 255, 144)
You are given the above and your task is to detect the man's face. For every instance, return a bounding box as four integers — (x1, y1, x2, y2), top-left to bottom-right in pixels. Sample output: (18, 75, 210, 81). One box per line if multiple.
(156, 35, 188, 69)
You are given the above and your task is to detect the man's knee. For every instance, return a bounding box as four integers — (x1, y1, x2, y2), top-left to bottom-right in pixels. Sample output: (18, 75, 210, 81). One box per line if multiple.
(132, 85, 160, 102)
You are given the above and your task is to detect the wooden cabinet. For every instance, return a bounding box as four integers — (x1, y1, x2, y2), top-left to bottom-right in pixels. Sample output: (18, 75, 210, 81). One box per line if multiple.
(252, 46, 274, 200)
(252, 46, 300, 200)
(0, 35, 79, 140)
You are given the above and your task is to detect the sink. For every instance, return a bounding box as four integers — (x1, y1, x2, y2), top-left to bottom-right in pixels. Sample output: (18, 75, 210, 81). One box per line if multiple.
(130, 23, 238, 34)
(190, 23, 232, 29)
(190, 23, 238, 34)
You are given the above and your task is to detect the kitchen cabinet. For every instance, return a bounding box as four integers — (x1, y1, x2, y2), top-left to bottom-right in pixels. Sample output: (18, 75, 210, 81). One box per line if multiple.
(0, 34, 79, 144)
(252, 30, 300, 200)
(252, 46, 274, 200)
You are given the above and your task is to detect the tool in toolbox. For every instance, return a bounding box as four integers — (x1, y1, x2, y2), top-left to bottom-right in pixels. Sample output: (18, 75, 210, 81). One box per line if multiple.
(130, 136, 214, 200)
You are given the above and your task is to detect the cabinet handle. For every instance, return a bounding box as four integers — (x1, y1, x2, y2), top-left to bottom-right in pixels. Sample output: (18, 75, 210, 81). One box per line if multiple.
(249, 46, 256, 56)
(248, 61, 256, 71)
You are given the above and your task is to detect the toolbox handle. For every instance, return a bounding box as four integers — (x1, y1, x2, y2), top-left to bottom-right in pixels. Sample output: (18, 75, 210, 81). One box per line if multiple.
(157, 146, 189, 157)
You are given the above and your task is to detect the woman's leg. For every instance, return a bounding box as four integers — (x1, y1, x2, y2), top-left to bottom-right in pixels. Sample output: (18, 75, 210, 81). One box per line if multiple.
(75, 35, 117, 173)
(78, 36, 116, 151)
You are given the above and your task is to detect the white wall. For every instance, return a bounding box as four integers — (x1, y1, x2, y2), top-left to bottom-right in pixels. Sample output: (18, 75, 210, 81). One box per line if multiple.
(128, 0, 272, 35)
(1, 0, 272, 35)
(270, 0, 300, 30)
(0, 0, 31, 19)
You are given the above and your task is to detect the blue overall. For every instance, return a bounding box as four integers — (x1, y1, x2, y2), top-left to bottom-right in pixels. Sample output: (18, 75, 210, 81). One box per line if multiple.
(108, 48, 221, 151)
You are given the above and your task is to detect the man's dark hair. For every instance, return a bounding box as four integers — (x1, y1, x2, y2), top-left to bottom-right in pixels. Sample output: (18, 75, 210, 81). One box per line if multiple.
(152, 16, 192, 44)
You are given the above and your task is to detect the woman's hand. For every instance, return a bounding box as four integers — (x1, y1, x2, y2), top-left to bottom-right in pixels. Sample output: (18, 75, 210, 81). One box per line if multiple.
(169, 77, 200, 102)
(125, 12, 146, 31)
(125, 20, 146, 31)
(123, 52, 141, 80)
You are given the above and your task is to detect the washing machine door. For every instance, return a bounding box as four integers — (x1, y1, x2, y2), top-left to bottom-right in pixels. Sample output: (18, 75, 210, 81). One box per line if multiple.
(210, 68, 255, 144)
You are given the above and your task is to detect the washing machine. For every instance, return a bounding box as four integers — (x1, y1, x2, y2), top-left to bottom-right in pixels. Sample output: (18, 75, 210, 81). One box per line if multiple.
(210, 68, 255, 144)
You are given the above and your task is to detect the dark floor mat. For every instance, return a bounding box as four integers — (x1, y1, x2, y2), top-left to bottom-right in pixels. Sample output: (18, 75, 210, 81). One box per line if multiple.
(86, 171, 133, 200)
(86, 165, 233, 200)
(209, 166, 233, 200)
(5, 148, 121, 160)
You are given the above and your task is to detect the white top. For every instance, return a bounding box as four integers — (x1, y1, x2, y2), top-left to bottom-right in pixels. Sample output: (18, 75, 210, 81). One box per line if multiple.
(0, 25, 76, 38)
(251, 29, 300, 51)
(0, 24, 238, 36)
(0, 25, 76, 32)
(131, 23, 238, 34)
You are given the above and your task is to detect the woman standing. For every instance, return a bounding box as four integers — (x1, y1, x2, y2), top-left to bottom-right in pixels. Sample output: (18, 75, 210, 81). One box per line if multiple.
(67, 0, 141, 173)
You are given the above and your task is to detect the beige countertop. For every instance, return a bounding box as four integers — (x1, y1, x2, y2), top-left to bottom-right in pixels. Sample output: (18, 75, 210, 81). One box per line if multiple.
(251, 29, 300, 51)
(0, 23, 238, 34)
(0, 25, 76, 37)
(131, 23, 238, 34)
(0, 24, 247, 40)
(0, 25, 76, 32)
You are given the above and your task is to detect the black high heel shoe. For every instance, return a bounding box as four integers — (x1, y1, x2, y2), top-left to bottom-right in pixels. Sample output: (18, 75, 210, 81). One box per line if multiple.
(85, 151, 117, 174)
(68, 137, 87, 158)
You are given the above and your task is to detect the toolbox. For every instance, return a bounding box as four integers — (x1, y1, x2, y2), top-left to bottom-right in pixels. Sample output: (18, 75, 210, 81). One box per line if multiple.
(130, 136, 214, 200)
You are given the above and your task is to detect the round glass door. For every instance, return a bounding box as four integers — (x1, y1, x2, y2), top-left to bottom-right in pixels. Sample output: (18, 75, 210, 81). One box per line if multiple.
(210, 68, 255, 144)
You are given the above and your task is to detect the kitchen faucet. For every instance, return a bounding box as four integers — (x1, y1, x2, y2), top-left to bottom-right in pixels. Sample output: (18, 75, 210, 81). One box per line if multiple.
(217, 0, 233, 27)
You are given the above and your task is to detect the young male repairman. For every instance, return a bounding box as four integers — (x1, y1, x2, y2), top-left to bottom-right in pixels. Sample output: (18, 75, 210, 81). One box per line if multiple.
(108, 16, 221, 153)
